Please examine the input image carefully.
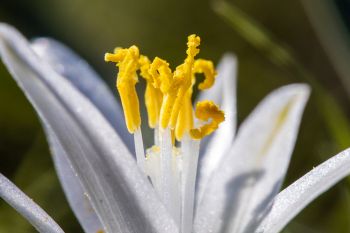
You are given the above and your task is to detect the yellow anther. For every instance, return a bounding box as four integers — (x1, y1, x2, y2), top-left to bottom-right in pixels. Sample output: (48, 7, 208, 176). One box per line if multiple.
(190, 101, 225, 139)
(159, 34, 201, 130)
(187, 34, 201, 57)
(105, 45, 141, 133)
(104, 47, 129, 63)
(149, 57, 173, 93)
(175, 90, 194, 140)
(139, 55, 163, 128)
(175, 59, 216, 139)
(139, 55, 152, 81)
(193, 59, 217, 90)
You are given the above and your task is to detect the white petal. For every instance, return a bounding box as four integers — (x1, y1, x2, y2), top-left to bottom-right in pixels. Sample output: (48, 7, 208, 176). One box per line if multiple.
(255, 148, 350, 233)
(194, 84, 310, 233)
(0, 23, 178, 233)
(0, 173, 64, 233)
(196, 54, 237, 203)
(30, 38, 133, 152)
(46, 129, 103, 233)
(30, 38, 129, 232)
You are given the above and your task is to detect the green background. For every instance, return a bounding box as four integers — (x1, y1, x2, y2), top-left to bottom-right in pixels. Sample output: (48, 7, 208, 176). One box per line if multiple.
(1, 0, 350, 232)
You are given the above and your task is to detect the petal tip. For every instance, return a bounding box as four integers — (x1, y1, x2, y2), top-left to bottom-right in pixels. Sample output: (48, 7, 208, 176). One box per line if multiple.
(276, 83, 311, 102)
(220, 52, 238, 66)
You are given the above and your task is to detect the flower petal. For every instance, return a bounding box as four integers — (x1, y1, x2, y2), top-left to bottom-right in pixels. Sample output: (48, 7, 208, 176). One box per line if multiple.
(30, 37, 133, 152)
(196, 54, 237, 202)
(46, 128, 103, 233)
(0, 23, 178, 233)
(30, 38, 130, 232)
(0, 173, 64, 233)
(194, 84, 310, 233)
(255, 148, 350, 233)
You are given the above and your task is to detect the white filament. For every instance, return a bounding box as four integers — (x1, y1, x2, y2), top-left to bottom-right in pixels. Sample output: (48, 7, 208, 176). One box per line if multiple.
(160, 128, 176, 220)
(154, 125, 160, 146)
(181, 135, 200, 233)
(145, 147, 161, 193)
(134, 128, 145, 173)
(172, 148, 182, 226)
(144, 130, 201, 232)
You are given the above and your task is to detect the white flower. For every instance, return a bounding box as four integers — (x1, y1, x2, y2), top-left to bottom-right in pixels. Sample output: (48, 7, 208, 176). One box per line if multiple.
(0, 23, 350, 233)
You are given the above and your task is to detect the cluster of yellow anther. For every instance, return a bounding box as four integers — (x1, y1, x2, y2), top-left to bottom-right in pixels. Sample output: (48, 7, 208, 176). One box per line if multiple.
(105, 34, 225, 140)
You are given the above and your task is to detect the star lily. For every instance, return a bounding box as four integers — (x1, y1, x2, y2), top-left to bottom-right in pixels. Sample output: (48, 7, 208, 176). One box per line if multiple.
(0, 23, 350, 233)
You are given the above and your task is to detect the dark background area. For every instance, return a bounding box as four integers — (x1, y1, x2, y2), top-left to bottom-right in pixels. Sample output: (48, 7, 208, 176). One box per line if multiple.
(1, 0, 350, 232)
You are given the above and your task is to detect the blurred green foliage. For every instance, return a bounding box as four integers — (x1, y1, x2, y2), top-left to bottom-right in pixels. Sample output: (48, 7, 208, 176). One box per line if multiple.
(1, 0, 350, 232)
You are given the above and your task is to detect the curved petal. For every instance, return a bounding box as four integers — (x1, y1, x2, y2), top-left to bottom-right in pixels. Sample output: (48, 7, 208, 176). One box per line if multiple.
(0, 173, 64, 233)
(196, 54, 237, 203)
(30, 38, 131, 232)
(46, 128, 103, 233)
(0, 23, 178, 233)
(255, 148, 350, 233)
(30, 38, 133, 152)
(194, 84, 310, 233)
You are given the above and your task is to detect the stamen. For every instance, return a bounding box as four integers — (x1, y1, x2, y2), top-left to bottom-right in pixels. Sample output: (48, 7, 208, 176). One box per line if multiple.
(158, 35, 200, 130)
(105, 35, 225, 233)
(193, 59, 217, 90)
(149, 57, 173, 94)
(139, 55, 163, 128)
(175, 91, 194, 140)
(104, 46, 141, 133)
(160, 128, 177, 220)
(169, 35, 200, 129)
(175, 58, 217, 140)
(190, 101, 225, 139)
(105, 46, 146, 171)
(149, 57, 175, 130)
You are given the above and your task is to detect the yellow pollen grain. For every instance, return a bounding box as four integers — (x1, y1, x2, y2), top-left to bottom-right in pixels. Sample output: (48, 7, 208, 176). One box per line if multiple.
(151, 145, 161, 153)
(190, 101, 225, 139)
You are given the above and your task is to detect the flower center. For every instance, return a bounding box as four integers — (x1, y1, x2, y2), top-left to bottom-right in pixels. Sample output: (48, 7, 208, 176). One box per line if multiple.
(105, 34, 224, 140)
(105, 34, 225, 233)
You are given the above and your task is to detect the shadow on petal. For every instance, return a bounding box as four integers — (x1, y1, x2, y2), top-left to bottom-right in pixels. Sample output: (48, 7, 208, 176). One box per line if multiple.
(220, 170, 264, 233)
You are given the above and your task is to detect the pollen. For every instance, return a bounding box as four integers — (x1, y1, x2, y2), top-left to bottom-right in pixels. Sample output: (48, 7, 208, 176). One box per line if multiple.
(105, 34, 225, 140)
